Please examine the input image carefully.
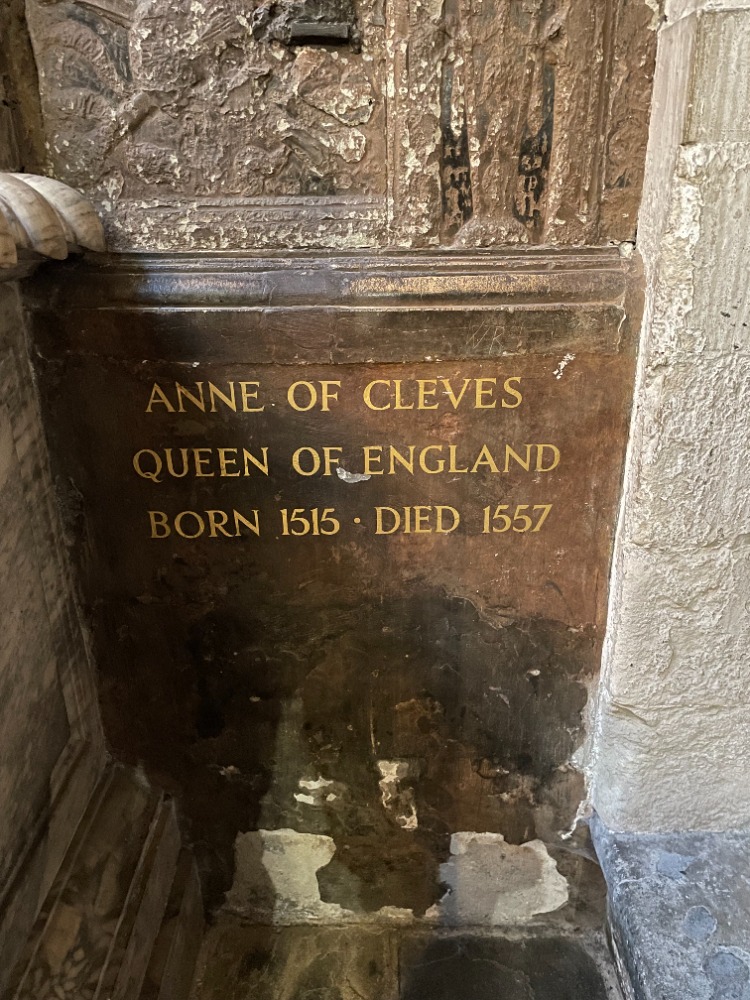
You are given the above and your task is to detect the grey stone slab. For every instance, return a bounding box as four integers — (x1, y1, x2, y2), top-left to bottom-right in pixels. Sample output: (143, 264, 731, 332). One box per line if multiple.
(399, 933, 619, 1000)
(592, 814, 750, 1000)
(191, 923, 620, 1000)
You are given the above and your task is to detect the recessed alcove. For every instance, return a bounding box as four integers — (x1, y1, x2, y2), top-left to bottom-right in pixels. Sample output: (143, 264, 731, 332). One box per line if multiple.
(5, 0, 750, 997)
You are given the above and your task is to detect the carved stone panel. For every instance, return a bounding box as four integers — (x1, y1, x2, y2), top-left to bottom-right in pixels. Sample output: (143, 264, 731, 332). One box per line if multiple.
(25, 0, 656, 251)
(27, 251, 640, 917)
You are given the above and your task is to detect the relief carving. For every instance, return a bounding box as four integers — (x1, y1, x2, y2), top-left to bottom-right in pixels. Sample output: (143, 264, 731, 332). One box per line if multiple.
(24, 0, 655, 250)
(27, 0, 384, 202)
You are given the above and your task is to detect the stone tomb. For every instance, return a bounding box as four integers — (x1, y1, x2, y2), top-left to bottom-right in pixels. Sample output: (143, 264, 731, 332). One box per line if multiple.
(27, 250, 640, 923)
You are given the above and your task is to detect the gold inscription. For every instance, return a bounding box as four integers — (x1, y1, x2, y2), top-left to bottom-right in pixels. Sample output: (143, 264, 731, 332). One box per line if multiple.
(137, 370, 566, 541)
(291, 446, 342, 476)
(362, 443, 559, 476)
(148, 509, 261, 538)
(287, 380, 341, 412)
(134, 447, 269, 482)
(363, 377, 522, 411)
(482, 504, 552, 533)
(375, 506, 460, 534)
(146, 381, 265, 413)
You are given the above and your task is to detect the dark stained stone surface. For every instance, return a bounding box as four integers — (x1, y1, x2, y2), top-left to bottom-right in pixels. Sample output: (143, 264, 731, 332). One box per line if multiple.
(191, 924, 621, 1000)
(400, 934, 617, 1000)
(25, 253, 640, 917)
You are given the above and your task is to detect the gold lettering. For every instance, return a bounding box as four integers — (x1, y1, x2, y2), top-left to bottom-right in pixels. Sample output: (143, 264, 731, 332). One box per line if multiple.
(436, 506, 460, 533)
(148, 509, 260, 538)
(242, 448, 270, 476)
(363, 446, 384, 476)
(207, 509, 233, 537)
(321, 447, 342, 476)
(164, 448, 190, 478)
(207, 383, 237, 412)
(146, 384, 175, 414)
(393, 380, 414, 410)
(474, 378, 497, 409)
(287, 381, 317, 411)
(239, 381, 264, 412)
(535, 444, 560, 472)
(175, 510, 205, 538)
(447, 445, 469, 474)
(471, 445, 500, 474)
(319, 381, 341, 412)
(413, 506, 432, 533)
(504, 445, 532, 472)
(287, 381, 340, 411)
(416, 380, 439, 410)
(134, 449, 163, 482)
(502, 377, 523, 408)
(388, 445, 415, 475)
(375, 506, 400, 534)
(176, 382, 206, 413)
(148, 510, 170, 537)
(441, 378, 471, 409)
(233, 509, 261, 536)
(219, 448, 240, 477)
(363, 380, 390, 410)
(193, 448, 214, 477)
(419, 445, 446, 474)
(292, 447, 321, 476)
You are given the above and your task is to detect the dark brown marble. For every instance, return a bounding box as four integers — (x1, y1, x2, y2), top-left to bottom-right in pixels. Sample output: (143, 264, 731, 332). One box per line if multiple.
(26, 251, 640, 917)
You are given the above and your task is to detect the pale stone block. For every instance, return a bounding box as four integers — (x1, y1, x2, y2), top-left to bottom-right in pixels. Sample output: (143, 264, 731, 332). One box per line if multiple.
(592, 703, 750, 830)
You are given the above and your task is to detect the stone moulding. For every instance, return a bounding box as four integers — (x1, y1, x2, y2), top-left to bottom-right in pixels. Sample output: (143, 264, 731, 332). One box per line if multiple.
(0, 173, 105, 270)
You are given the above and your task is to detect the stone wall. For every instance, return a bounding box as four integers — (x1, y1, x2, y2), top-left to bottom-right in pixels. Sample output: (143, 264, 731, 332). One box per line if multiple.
(0, 18, 105, 986)
(589, 0, 750, 831)
(0, 275, 105, 993)
(0, 0, 45, 173)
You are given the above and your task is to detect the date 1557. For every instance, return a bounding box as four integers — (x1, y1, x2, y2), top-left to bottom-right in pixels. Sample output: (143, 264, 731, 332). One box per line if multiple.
(147, 505, 553, 539)
(278, 504, 552, 536)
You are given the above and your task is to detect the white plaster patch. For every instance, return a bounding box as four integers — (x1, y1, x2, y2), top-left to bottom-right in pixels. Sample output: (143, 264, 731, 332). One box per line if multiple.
(425, 833, 569, 925)
(226, 829, 352, 923)
(294, 775, 339, 808)
(377, 759, 418, 830)
(553, 353, 575, 379)
(336, 466, 371, 484)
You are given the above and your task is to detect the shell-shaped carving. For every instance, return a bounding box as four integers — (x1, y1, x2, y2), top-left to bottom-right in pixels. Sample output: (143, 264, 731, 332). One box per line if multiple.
(46, 21, 128, 97)
(0, 173, 105, 268)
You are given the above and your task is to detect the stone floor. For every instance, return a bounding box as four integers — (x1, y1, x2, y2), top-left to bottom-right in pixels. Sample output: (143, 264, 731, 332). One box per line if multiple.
(593, 816, 750, 1000)
(189, 924, 623, 1000)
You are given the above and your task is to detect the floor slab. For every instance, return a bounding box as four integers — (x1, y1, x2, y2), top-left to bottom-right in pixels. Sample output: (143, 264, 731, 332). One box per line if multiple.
(190, 923, 622, 1000)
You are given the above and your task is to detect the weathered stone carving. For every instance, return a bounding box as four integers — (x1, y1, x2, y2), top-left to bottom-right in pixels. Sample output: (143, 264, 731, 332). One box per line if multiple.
(24, 0, 656, 251)
(0, 172, 105, 266)
(251, 0, 362, 50)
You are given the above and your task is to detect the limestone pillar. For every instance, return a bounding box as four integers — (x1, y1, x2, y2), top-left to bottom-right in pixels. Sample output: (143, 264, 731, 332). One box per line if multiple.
(590, 0, 750, 830)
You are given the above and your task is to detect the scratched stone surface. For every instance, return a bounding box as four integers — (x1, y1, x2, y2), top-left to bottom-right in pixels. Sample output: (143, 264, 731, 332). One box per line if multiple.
(26, 251, 640, 918)
(24, 0, 655, 251)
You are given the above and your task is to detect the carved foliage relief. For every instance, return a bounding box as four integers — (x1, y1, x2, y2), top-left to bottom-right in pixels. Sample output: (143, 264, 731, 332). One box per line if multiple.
(25, 0, 655, 250)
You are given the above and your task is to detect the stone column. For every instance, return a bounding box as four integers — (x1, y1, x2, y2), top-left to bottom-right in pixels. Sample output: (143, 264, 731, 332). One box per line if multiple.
(590, 0, 750, 830)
